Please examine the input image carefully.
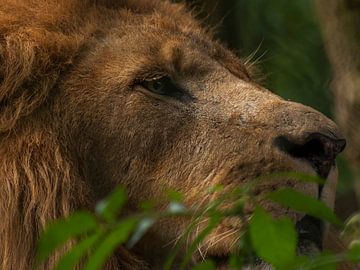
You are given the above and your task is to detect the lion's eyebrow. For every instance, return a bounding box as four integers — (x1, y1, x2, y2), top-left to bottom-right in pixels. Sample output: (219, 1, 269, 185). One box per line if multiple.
(159, 40, 212, 79)
(180, 33, 251, 80)
(160, 40, 184, 73)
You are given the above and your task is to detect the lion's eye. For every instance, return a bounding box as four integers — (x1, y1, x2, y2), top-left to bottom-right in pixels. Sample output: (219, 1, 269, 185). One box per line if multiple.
(141, 76, 185, 100)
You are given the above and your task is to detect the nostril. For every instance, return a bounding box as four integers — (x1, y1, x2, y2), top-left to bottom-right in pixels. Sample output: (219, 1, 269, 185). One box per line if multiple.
(283, 137, 325, 160)
(274, 133, 346, 178)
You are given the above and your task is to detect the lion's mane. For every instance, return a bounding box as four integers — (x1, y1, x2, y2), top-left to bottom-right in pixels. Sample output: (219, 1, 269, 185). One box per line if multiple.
(0, 1, 194, 269)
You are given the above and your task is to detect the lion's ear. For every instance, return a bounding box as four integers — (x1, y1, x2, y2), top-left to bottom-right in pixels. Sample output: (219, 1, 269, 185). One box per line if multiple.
(0, 11, 82, 133)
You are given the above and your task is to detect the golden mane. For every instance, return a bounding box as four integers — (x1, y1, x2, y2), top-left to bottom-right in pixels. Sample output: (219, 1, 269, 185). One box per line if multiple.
(0, 2, 91, 267)
(0, 0, 193, 268)
(0, 127, 88, 269)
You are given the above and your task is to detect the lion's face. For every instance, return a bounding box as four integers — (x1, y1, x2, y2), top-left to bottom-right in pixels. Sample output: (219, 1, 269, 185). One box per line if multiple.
(56, 7, 345, 268)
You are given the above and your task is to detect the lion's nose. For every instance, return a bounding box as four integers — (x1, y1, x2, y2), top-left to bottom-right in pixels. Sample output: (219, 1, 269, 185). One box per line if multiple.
(274, 132, 346, 178)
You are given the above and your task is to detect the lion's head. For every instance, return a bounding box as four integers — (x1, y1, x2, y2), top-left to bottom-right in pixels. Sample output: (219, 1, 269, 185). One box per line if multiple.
(0, 0, 345, 269)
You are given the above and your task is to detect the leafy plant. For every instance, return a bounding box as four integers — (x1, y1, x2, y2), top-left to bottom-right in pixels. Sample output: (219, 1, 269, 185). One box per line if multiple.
(36, 173, 360, 270)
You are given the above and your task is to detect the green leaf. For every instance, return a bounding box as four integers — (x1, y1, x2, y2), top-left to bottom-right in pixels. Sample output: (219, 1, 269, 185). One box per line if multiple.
(55, 231, 103, 270)
(95, 186, 127, 222)
(168, 201, 187, 214)
(192, 260, 216, 270)
(37, 211, 98, 264)
(343, 213, 360, 248)
(268, 188, 342, 226)
(83, 218, 137, 270)
(139, 200, 155, 212)
(206, 184, 224, 193)
(127, 217, 155, 248)
(167, 189, 184, 202)
(229, 254, 245, 269)
(249, 208, 297, 268)
(347, 243, 360, 262)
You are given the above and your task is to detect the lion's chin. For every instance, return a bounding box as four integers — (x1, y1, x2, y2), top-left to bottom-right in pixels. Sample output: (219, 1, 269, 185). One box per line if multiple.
(191, 229, 238, 269)
(207, 255, 230, 269)
(192, 215, 323, 269)
(200, 254, 269, 270)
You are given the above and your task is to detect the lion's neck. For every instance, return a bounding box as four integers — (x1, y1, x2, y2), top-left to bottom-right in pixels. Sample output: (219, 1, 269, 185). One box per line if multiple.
(0, 126, 90, 269)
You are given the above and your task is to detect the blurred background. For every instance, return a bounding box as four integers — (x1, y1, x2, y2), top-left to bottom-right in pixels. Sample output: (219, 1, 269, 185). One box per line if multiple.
(186, 0, 360, 220)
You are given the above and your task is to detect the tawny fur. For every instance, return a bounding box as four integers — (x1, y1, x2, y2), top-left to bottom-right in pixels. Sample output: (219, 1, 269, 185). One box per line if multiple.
(0, 1, 184, 268)
(0, 1, 345, 269)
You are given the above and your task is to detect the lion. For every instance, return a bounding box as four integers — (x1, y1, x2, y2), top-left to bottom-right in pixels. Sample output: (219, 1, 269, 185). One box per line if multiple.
(0, 0, 346, 269)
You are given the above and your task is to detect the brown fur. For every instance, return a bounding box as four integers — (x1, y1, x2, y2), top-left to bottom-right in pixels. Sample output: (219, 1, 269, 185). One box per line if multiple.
(0, 1, 345, 269)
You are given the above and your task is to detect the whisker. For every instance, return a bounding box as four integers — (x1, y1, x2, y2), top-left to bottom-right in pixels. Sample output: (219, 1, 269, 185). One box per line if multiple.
(229, 234, 242, 251)
(203, 229, 239, 257)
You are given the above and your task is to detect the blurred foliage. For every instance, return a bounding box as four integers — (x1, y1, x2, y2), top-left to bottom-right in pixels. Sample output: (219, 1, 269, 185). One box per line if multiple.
(37, 182, 360, 269)
(211, 0, 331, 116)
